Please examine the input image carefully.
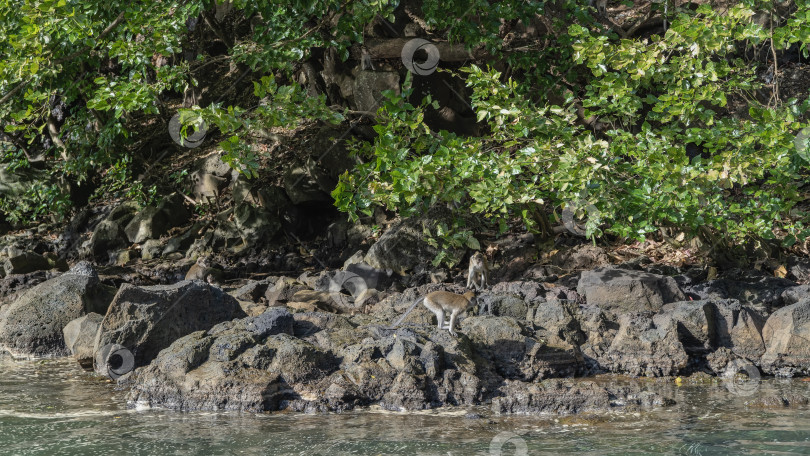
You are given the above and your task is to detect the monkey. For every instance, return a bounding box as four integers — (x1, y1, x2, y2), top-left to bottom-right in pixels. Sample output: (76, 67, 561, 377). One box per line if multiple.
(390, 290, 477, 336)
(466, 251, 489, 291)
(185, 256, 223, 285)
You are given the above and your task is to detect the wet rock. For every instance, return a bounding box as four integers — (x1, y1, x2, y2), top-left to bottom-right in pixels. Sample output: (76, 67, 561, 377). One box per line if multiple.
(63, 312, 104, 368)
(746, 392, 810, 408)
(577, 267, 686, 313)
(761, 299, 810, 376)
(127, 316, 337, 412)
(93, 280, 245, 376)
(491, 379, 675, 415)
(599, 313, 688, 376)
(0, 262, 115, 357)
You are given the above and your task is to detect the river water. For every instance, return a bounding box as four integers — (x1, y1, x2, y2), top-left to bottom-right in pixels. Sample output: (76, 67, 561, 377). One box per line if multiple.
(2, 358, 810, 455)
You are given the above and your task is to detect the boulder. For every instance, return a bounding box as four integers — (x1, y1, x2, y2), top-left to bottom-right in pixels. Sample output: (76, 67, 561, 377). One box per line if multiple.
(462, 316, 582, 381)
(577, 267, 685, 313)
(87, 220, 128, 261)
(93, 280, 245, 376)
(363, 207, 465, 274)
(709, 299, 765, 361)
(760, 299, 810, 376)
(549, 244, 610, 271)
(0, 262, 114, 357)
(233, 203, 281, 241)
(685, 271, 795, 312)
(127, 310, 337, 412)
(655, 300, 713, 355)
(3, 251, 51, 275)
(532, 299, 585, 347)
(124, 193, 191, 243)
(63, 312, 104, 368)
(599, 313, 689, 376)
(492, 379, 675, 415)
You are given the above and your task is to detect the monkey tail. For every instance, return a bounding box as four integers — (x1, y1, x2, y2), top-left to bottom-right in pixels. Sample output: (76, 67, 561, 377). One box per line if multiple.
(389, 296, 424, 329)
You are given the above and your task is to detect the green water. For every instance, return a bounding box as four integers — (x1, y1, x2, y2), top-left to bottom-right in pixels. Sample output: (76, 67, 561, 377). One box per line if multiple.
(2, 358, 810, 455)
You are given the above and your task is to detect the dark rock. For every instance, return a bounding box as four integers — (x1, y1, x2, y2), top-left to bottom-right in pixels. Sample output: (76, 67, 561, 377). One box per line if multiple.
(3, 251, 51, 275)
(93, 280, 245, 376)
(233, 203, 281, 241)
(577, 267, 685, 313)
(124, 193, 191, 243)
(0, 262, 114, 357)
(87, 220, 127, 260)
(244, 307, 294, 338)
(781, 285, 810, 306)
(230, 279, 273, 303)
(685, 271, 796, 312)
(532, 299, 585, 347)
(787, 256, 810, 284)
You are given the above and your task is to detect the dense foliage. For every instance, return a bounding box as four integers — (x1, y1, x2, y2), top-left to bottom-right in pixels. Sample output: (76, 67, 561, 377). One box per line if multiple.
(1, 0, 809, 258)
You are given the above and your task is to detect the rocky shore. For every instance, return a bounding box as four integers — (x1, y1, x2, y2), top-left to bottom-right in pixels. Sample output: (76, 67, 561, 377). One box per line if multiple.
(1, 227, 809, 415)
